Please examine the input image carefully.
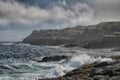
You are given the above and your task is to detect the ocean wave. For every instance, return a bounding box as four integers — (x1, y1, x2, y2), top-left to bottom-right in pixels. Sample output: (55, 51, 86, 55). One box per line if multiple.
(0, 42, 14, 46)
(0, 54, 113, 80)
(0, 43, 114, 80)
(44, 54, 113, 79)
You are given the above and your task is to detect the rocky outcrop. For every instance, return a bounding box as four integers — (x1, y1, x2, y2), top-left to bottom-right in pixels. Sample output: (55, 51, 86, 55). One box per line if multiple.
(23, 26, 86, 46)
(23, 21, 120, 48)
(39, 55, 120, 80)
(35, 55, 69, 62)
(81, 33, 120, 49)
(80, 22, 120, 48)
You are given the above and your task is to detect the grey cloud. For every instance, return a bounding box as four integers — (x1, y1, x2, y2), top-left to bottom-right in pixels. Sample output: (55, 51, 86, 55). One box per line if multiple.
(0, 0, 120, 41)
(87, 0, 120, 22)
(0, 0, 95, 30)
(0, 0, 51, 27)
(0, 0, 120, 29)
(0, 30, 31, 41)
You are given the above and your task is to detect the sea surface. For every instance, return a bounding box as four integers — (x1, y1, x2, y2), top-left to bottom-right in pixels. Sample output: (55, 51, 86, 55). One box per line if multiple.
(0, 42, 119, 80)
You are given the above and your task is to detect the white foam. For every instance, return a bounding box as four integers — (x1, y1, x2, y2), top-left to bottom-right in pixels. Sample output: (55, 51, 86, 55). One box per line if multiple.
(69, 54, 112, 68)
(0, 54, 113, 80)
(0, 76, 14, 80)
(1, 42, 13, 45)
(50, 54, 113, 78)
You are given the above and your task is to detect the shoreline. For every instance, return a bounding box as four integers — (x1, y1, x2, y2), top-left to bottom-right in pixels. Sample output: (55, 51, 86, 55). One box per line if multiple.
(39, 55, 120, 80)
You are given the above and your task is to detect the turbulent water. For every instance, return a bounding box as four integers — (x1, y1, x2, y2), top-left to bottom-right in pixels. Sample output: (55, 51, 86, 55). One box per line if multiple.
(0, 42, 119, 80)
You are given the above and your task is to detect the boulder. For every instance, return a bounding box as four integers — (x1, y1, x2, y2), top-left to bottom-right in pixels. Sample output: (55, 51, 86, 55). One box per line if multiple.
(39, 55, 69, 62)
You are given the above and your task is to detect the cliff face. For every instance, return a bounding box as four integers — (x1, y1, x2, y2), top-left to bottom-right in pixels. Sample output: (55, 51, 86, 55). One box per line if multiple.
(23, 26, 87, 46)
(23, 21, 120, 48)
(80, 22, 120, 48)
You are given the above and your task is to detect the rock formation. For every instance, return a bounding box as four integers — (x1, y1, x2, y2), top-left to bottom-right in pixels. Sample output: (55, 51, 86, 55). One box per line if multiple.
(79, 22, 120, 48)
(23, 21, 120, 49)
(23, 25, 86, 46)
(39, 55, 120, 80)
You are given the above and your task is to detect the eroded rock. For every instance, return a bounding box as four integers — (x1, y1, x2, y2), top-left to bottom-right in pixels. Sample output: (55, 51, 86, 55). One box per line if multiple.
(39, 55, 120, 80)
(36, 55, 69, 62)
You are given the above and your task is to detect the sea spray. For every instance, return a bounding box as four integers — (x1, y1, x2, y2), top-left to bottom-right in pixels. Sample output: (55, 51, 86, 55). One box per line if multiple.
(0, 43, 115, 80)
(50, 54, 113, 78)
(0, 56, 113, 80)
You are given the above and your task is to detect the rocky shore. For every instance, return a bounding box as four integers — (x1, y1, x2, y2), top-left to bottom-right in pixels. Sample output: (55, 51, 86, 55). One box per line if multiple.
(22, 21, 120, 80)
(34, 55, 69, 62)
(39, 55, 120, 80)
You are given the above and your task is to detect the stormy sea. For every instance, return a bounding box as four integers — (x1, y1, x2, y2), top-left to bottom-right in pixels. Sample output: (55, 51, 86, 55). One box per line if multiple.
(0, 42, 119, 80)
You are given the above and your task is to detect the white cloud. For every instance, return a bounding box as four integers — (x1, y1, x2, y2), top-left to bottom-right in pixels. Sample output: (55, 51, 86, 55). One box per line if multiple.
(0, 0, 51, 26)
(0, 0, 95, 29)
(0, 0, 120, 41)
(0, 0, 120, 28)
(87, 0, 120, 22)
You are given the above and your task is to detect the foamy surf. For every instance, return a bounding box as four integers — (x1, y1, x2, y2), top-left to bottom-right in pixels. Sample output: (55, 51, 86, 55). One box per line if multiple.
(0, 43, 115, 80)
(0, 42, 14, 45)
(50, 54, 113, 78)
(0, 54, 113, 80)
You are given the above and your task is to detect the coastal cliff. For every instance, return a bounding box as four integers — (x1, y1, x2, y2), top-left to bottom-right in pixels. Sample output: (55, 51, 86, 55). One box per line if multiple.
(23, 25, 87, 46)
(80, 21, 120, 48)
(23, 21, 120, 49)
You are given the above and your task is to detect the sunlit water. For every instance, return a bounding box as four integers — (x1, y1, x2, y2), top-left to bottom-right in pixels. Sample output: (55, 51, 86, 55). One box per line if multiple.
(0, 42, 119, 80)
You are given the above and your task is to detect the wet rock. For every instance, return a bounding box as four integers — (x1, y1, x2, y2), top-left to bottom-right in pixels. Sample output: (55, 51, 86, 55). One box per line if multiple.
(111, 75, 120, 80)
(38, 55, 120, 80)
(64, 44, 78, 47)
(40, 55, 69, 62)
(111, 55, 120, 60)
(0, 65, 12, 70)
(102, 69, 114, 76)
(94, 62, 110, 67)
(88, 68, 104, 77)
(93, 75, 107, 80)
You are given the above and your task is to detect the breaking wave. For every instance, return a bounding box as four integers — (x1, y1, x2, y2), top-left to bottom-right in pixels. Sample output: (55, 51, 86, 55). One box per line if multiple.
(0, 43, 113, 80)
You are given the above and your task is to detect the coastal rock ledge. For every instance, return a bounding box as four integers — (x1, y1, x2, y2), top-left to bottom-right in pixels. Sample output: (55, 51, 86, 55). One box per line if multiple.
(39, 56, 120, 80)
(23, 21, 120, 49)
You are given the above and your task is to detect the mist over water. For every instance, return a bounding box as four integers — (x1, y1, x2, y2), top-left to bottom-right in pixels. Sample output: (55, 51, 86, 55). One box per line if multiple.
(0, 42, 118, 80)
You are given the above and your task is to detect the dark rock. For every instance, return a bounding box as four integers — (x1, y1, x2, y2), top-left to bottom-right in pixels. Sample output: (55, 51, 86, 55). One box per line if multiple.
(111, 75, 120, 80)
(0, 65, 12, 70)
(93, 75, 107, 80)
(111, 55, 120, 60)
(39, 55, 120, 80)
(88, 68, 104, 77)
(94, 62, 110, 67)
(40, 55, 69, 62)
(64, 44, 78, 47)
(102, 69, 114, 77)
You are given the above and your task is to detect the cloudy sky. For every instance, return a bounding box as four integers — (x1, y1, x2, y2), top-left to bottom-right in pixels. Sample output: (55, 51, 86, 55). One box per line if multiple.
(0, 0, 120, 41)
